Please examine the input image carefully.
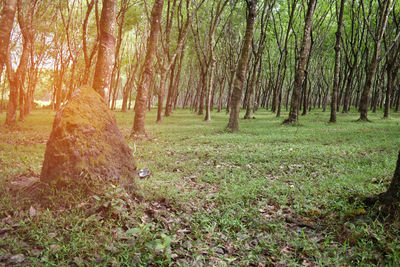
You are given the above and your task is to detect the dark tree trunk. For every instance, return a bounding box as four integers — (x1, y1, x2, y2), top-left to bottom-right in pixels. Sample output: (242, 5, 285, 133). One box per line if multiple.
(395, 87, 400, 112)
(371, 151, 400, 205)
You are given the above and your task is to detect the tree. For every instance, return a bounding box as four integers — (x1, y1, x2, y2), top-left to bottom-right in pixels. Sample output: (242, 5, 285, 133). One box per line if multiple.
(81, 0, 99, 85)
(271, 0, 297, 116)
(6, 0, 36, 125)
(366, 150, 400, 207)
(92, 0, 117, 99)
(226, 0, 258, 132)
(0, 0, 17, 76)
(203, 0, 229, 121)
(283, 0, 317, 125)
(1, 0, 17, 126)
(244, 0, 273, 119)
(131, 0, 164, 136)
(329, 0, 345, 123)
(358, 0, 393, 122)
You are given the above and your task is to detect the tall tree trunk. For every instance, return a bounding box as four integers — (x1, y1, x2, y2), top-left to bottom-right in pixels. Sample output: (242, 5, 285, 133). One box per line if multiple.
(359, 0, 392, 121)
(92, 0, 116, 99)
(6, 0, 32, 125)
(131, 0, 163, 136)
(227, 0, 258, 132)
(283, 0, 316, 124)
(330, 0, 345, 122)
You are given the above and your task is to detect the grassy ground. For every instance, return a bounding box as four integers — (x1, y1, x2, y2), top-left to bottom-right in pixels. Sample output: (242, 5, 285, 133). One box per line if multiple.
(0, 107, 400, 266)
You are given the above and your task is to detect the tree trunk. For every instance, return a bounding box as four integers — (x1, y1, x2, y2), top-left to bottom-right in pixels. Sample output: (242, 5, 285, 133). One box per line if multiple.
(0, 0, 17, 77)
(359, 0, 392, 121)
(330, 0, 345, 122)
(226, 70, 235, 114)
(157, 70, 167, 122)
(384, 64, 394, 118)
(375, 151, 400, 205)
(198, 74, 206, 115)
(244, 59, 258, 119)
(131, 0, 163, 136)
(165, 57, 177, 117)
(92, 0, 116, 99)
(283, 0, 316, 124)
(205, 42, 216, 121)
(227, 0, 258, 132)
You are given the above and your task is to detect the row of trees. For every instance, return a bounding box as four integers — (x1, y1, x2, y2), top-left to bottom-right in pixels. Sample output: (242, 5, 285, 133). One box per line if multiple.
(1, 0, 400, 133)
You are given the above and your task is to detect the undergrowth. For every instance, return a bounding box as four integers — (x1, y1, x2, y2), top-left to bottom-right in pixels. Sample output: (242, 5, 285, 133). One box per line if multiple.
(0, 108, 400, 265)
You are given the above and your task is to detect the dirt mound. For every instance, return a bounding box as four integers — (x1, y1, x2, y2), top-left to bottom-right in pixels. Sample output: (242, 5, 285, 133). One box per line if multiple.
(40, 86, 136, 185)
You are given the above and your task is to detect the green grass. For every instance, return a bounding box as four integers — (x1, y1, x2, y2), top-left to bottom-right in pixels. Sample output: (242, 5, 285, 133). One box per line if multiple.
(1, 107, 400, 266)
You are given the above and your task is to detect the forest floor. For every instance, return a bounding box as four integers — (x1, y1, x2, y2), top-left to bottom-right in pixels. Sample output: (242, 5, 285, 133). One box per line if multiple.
(0, 108, 400, 266)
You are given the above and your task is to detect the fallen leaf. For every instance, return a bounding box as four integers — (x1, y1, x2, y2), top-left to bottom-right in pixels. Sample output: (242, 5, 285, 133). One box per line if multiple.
(29, 206, 37, 218)
(10, 254, 25, 263)
(50, 244, 61, 252)
(48, 233, 57, 238)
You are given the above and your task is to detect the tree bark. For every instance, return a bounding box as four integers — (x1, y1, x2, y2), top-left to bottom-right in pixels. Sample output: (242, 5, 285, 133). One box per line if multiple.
(131, 0, 163, 136)
(358, 0, 392, 121)
(0, 0, 17, 76)
(330, 0, 345, 122)
(227, 0, 258, 132)
(283, 0, 317, 124)
(92, 0, 117, 99)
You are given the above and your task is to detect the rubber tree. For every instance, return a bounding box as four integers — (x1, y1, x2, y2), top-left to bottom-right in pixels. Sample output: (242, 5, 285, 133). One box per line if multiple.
(358, 0, 393, 121)
(131, 0, 164, 136)
(227, 0, 258, 132)
(329, 0, 345, 123)
(92, 0, 117, 99)
(283, 0, 317, 125)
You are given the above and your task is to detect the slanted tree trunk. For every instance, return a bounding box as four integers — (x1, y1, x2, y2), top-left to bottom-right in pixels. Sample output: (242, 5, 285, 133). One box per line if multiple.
(227, 0, 258, 132)
(283, 0, 316, 124)
(131, 0, 163, 136)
